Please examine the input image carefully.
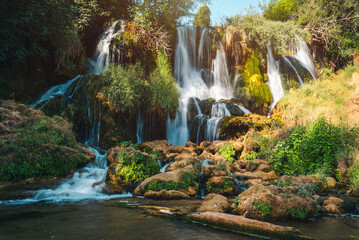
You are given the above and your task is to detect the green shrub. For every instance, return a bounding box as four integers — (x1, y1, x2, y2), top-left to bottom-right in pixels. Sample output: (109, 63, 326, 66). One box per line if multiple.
(149, 52, 180, 117)
(290, 207, 308, 220)
(252, 199, 271, 216)
(270, 117, 358, 178)
(115, 148, 160, 180)
(234, 196, 239, 208)
(193, 4, 211, 27)
(349, 164, 359, 189)
(97, 63, 146, 113)
(219, 145, 236, 163)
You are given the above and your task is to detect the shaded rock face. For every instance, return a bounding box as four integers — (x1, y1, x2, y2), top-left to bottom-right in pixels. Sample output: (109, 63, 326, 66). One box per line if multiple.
(219, 114, 274, 140)
(233, 184, 317, 220)
(197, 193, 232, 213)
(144, 190, 190, 200)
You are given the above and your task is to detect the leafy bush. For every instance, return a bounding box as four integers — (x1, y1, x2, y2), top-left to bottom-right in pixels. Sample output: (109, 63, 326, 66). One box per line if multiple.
(226, 14, 309, 55)
(270, 117, 358, 178)
(290, 207, 308, 220)
(349, 164, 359, 189)
(115, 148, 160, 180)
(252, 199, 271, 216)
(97, 63, 146, 113)
(149, 52, 180, 117)
(219, 145, 236, 163)
(234, 196, 239, 208)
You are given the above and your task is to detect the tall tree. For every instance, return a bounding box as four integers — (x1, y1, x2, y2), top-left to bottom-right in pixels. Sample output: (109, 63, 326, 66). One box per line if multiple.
(193, 4, 211, 27)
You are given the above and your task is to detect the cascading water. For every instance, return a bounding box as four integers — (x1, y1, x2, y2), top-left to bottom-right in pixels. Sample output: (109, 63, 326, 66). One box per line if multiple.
(136, 108, 144, 144)
(1, 21, 131, 205)
(267, 45, 285, 111)
(292, 36, 317, 80)
(167, 27, 233, 145)
(87, 20, 125, 75)
(205, 101, 231, 141)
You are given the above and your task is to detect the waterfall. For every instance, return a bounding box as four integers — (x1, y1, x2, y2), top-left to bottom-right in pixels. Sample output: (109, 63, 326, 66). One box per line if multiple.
(87, 20, 125, 75)
(205, 101, 231, 141)
(166, 27, 233, 145)
(282, 56, 305, 86)
(136, 108, 144, 144)
(266, 45, 285, 111)
(4, 21, 132, 205)
(292, 36, 317, 80)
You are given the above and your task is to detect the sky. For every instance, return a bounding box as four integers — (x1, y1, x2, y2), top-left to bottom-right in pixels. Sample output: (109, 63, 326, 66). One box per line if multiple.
(194, 0, 262, 25)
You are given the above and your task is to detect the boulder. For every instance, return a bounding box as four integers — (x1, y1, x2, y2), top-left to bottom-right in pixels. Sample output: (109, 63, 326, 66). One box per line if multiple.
(139, 140, 172, 154)
(206, 176, 235, 195)
(197, 194, 232, 213)
(232, 184, 316, 220)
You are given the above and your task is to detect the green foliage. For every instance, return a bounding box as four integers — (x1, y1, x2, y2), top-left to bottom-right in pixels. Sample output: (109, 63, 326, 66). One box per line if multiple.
(252, 199, 271, 216)
(270, 117, 358, 178)
(349, 164, 359, 189)
(0, 115, 86, 181)
(145, 171, 197, 192)
(149, 52, 180, 117)
(206, 178, 234, 193)
(193, 4, 211, 27)
(226, 14, 309, 55)
(234, 196, 239, 208)
(260, 0, 359, 68)
(115, 148, 160, 180)
(97, 63, 146, 113)
(245, 151, 259, 161)
(290, 207, 308, 220)
(218, 145, 236, 163)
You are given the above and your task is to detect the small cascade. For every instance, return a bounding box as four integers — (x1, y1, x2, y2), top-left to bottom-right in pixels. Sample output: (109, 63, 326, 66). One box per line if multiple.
(87, 20, 125, 75)
(205, 101, 231, 142)
(3, 21, 133, 205)
(31, 75, 83, 109)
(167, 27, 234, 145)
(234, 104, 251, 115)
(292, 36, 317, 80)
(136, 109, 144, 144)
(282, 56, 305, 86)
(266, 45, 284, 111)
(160, 162, 172, 173)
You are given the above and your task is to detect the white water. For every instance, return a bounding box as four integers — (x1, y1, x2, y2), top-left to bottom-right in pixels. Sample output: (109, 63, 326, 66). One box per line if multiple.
(1, 21, 133, 205)
(266, 45, 285, 111)
(136, 109, 144, 144)
(167, 27, 233, 145)
(87, 20, 125, 75)
(234, 104, 251, 115)
(283, 56, 305, 86)
(205, 101, 231, 141)
(31, 75, 83, 108)
(292, 36, 317, 80)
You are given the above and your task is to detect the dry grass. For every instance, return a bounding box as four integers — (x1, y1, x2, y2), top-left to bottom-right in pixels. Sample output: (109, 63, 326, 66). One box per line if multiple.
(276, 65, 359, 128)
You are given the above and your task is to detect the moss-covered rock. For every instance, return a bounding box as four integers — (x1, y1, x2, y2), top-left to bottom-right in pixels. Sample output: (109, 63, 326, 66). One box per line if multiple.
(105, 146, 160, 193)
(219, 114, 274, 140)
(0, 101, 94, 182)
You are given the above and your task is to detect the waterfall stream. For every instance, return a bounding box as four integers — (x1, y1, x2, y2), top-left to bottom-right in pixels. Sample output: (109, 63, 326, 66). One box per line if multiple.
(2, 21, 131, 205)
(166, 27, 234, 146)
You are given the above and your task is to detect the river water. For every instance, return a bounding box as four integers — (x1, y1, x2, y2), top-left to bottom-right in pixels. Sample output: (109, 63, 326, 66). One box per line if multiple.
(0, 197, 358, 240)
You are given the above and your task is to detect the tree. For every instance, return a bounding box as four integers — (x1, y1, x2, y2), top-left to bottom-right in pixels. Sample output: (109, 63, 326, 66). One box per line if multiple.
(193, 4, 211, 27)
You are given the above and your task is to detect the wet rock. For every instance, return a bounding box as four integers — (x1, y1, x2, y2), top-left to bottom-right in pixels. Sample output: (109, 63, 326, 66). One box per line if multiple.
(139, 140, 172, 155)
(197, 194, 232, 213)
(234, 170, 277, 181)
(206, 176, 235, 195)
(166, 153, 199, 172)
(232, 184, 316, 220)
(187, 212, 315, 240)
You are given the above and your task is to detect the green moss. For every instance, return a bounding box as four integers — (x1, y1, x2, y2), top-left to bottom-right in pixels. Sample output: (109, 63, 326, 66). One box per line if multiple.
(144, 171, 197, 192)
(0, 114, 87, 181)
(206, 178, 235, 194)
(234, 196, 239, 208)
